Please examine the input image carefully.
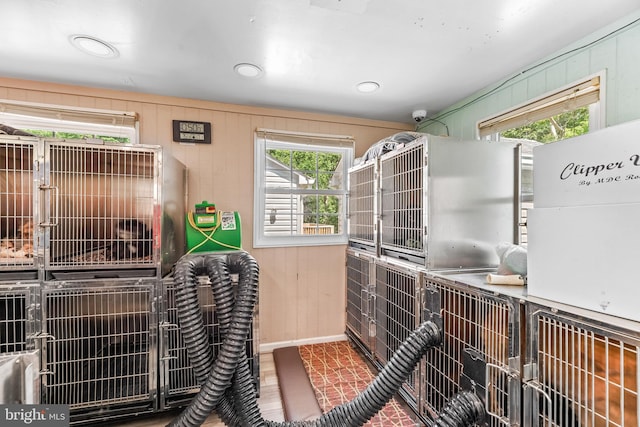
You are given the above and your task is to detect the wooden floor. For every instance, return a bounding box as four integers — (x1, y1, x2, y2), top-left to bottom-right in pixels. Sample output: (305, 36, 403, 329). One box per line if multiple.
(114, 352, 285, 426)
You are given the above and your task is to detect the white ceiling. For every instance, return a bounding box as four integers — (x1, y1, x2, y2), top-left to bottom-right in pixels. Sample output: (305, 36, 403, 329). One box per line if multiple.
(1, 0, 639, 124)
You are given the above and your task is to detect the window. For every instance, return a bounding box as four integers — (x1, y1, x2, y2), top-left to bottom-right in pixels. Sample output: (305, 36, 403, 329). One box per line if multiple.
(254, 129, 354, 248)
(478, 74, 602, 139)
(0, 99, 138, 143)
(477, 73, 604, 244)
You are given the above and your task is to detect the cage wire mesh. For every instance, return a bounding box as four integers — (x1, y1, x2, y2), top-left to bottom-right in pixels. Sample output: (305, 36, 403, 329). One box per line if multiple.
(420, 276, 518, 426)
(380, 141, 424, 257)
(347, 161, 377, 249)
(41, 283, 155, 412)
(374, 260, 421, 408)
(345, 249, 375, 358)
(47, 142, 157, 269)
(530, 307, 639, 427)
(0, 284, 36, 354)
(161, 275, 259, 409)
(0, 138, 36, 269)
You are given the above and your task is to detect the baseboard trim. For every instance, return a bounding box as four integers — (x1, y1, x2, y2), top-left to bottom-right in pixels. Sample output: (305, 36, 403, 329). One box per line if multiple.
(260, 334, 347, 353)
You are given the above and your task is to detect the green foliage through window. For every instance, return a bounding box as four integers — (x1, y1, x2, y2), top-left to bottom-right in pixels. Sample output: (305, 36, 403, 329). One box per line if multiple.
(501, 107, 589, 143)
(25, 129, 130, 143)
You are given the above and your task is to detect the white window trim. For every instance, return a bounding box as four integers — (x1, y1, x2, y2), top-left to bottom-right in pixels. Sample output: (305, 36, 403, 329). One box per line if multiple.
(253, 128, 354, 248)
(0, 99, 139, 143)
(476, 70, 606, 140)
(476, 71, 606, 246)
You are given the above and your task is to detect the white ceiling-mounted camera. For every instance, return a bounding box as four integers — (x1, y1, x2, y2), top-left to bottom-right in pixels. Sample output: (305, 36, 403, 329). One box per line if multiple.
(412, 109, 427, 123)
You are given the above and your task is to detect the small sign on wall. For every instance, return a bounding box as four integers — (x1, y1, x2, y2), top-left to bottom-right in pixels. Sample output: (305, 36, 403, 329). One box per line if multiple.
(172, 120, 212, 144)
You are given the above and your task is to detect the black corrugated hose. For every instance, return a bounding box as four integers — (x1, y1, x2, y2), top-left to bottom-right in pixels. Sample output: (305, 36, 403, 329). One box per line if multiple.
(433, 391, 486, 427)
(168, 251, 484, 427)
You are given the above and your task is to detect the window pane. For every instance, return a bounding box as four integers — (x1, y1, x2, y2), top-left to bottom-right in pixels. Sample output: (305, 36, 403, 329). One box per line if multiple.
(262, 191, 297, 236)
(320, 154, 343, 190)
(256, 131, 352, 246)
(290, 151, 317, 190)
(21, 129, 131, 143)
(302, 195, 341, 234)
(265, 150, 293, 189)
(500, 106, 591, 246)
(267, 148, 292, 167)
(501, 107, 589, 144)
(261, 195, 343, 237)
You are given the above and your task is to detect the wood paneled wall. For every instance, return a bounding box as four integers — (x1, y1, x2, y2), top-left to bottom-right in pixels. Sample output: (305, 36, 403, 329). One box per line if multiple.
(0, 77, 412, 347)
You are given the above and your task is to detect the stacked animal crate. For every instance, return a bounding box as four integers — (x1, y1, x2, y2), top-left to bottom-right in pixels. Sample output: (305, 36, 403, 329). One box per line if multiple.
(38, 139, 184, 424)
(0, 136, 187, 424)
(346, 133, 523, 425)
(0, 136, 41, 405)
(1, 135, 262, 424)
(348, 127, 640, 427)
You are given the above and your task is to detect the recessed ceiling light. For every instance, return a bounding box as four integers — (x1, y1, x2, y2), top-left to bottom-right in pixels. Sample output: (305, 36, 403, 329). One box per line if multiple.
(357, 81, 380, 93)
(70, 35, 118, 58)
(234, 63, 263, 78)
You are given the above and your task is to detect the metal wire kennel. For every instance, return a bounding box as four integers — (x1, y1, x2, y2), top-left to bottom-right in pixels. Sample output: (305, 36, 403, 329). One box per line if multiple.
(0, 136, 39, 279)
(419, 273, 522, 427)
(1, 137, 186, 280)
(525, 301, 640, 427)
(40, 280, 157, 425)
(378, 135, 520, 270)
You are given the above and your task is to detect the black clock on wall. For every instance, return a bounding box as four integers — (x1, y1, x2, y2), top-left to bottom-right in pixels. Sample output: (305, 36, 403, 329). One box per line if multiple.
(172, 120, 212, 144)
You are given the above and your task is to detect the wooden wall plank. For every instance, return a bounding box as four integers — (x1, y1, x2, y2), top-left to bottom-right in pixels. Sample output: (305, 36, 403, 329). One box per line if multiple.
(0, 76, 410, 346)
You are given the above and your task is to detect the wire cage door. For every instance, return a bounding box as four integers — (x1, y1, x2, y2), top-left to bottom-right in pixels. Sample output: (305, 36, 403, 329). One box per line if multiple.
(0, 282, 39, 355)
(159, 275, 259, 410)
(379, 139, 427, 263)
(525, 303, 640, 427)
(419, 274, 522, 427)
(374, 258, 422, 409)
(40, 280, 157, 424)
(345, 248, 376, 359)
(43, 140, 159, 278)
(0, 136, 39, 277)
(0, 281, 40, 405)
(347, 160, 378, 253)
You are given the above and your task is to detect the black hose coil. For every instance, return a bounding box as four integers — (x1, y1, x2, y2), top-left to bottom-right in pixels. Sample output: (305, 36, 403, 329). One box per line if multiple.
(434, 391, 486, 426)
(168, 251, 482, 427)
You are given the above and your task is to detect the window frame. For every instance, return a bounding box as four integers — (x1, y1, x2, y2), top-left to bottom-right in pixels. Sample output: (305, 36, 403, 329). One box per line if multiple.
(476, 72, 605, 245)
(0, 99, 139, 143)
(476, 71, 605, 140)
(253, 128, 354, 248)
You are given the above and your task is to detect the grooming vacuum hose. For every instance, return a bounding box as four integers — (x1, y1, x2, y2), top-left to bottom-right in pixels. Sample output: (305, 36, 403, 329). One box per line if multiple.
(168, 251, 484, 427)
